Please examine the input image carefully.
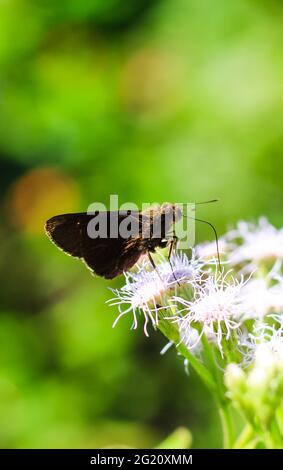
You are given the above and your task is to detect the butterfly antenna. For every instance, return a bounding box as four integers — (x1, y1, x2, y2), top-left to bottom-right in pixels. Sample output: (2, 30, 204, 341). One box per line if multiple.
(184, 215, 222, 270)
(195, 198, 219, 204)
(192, 198, 219, 208)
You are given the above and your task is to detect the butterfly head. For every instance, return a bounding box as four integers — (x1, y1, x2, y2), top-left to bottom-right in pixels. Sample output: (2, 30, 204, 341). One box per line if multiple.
(160, 203, 182, 223)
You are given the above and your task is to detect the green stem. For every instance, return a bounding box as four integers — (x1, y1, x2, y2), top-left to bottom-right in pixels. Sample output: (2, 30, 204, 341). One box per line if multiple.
(269, 417, 283, 448)
(200, 336, 235, 448)
(167, 325, 236, 449)
(218, 403, 234, 449)
(176, 343, 216, 393)
(201, 335, 225, 401)
(276, 406, 283, 434)
(234, 424, 254, 449)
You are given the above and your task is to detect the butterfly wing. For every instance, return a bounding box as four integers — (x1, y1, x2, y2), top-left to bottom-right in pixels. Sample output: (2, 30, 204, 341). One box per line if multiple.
(45, 213, 88, 258)
(45, 212, 145, 279)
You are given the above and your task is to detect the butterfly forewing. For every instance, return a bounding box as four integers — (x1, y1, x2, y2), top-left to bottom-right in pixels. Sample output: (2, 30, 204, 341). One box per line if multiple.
(45, 211, 147, 278)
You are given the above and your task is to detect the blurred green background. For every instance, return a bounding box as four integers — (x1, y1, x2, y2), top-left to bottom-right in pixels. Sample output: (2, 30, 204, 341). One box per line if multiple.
(0, 0, 283, 448)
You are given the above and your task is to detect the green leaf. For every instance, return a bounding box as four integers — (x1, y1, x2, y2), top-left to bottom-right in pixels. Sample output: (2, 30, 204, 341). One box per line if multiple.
(155, 427, 192, 449)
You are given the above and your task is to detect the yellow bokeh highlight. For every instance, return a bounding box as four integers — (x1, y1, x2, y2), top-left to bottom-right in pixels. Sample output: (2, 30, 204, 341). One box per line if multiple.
(7, 167, 80, 234)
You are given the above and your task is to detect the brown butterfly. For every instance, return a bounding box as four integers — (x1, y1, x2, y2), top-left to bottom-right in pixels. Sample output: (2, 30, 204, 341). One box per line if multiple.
(45, 203, 182, 279)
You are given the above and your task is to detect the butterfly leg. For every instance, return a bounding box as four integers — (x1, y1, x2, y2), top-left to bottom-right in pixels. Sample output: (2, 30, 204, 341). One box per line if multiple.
(167, 236, 180, 286)
(168, 212, 179, 261)
(147, 251, 163, 282)
(168, 235, 178, 260)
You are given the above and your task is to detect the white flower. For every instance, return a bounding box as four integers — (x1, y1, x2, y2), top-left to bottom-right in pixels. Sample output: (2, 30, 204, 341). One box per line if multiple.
(178, 324, 202, 354)
(269, 279, 283, 313)
(226, 218, 283, 272)
(238, 278, 271, 319)
(247, 336, 283, 390)
(108, 252, 203, 336)
(195, 238, 229, 261)
(238, 276, 283, 319)
(172, 271, 247, 354)
(240, 317, 283, 365)
(158, 250, 205, 285)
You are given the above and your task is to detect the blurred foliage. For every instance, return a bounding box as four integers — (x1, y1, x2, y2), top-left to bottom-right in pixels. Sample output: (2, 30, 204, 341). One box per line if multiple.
(0, 0, 282, 448)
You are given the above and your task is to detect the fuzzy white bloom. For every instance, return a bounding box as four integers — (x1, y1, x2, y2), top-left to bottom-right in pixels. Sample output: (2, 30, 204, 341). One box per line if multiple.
(195, 238, 229, 261)
(172, 271, 248, 354)
(269, 279, 283, 313)
(108, 252, 204, 336)
(227, 318, 283, 427)
(238, 278, 272, 319)
(247, 339, 283, 390)
(178, 324, 202, 354)
(158, 250, 205, 285)
(238, 276, 283, 319)
(240, 317, 283, 366)
(226, 218, 283, 272)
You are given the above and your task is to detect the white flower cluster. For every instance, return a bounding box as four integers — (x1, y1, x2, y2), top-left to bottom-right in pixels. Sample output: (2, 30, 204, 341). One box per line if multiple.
(108, 218, 283, 366)
(225, 317, 283, 432)
(108, 251, 204, 336)
(108, 217, 283, 447)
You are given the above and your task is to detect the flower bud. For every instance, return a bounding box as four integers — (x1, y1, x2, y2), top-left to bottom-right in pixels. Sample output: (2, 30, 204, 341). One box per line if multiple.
(225, 363, 245, 391)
